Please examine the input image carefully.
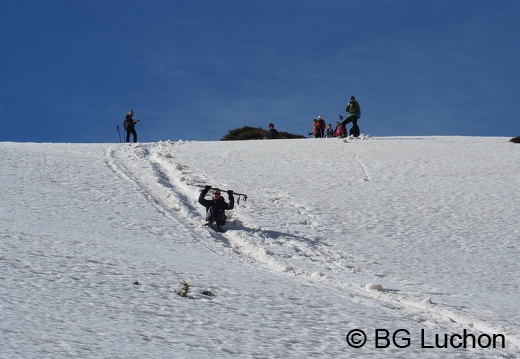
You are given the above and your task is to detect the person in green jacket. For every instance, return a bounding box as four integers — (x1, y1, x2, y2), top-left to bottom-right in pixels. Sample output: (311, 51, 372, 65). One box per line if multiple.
(341, 96, 361, 137)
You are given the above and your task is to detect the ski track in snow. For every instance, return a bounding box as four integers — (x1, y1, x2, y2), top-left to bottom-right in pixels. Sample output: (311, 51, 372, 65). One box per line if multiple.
(106, 139, 520, 352)
(108, 142, 370, 278)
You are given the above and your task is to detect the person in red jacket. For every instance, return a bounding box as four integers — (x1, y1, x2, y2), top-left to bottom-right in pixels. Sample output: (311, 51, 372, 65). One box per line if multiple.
(310, 117, 326, 138)
(334, 120, 345, 138)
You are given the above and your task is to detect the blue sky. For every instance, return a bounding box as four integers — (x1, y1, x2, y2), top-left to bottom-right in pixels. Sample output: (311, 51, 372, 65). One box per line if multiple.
(1, 0, 519, 142)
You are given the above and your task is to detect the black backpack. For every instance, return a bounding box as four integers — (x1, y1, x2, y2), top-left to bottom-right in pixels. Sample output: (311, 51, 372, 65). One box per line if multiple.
(123, 116, 132, 130)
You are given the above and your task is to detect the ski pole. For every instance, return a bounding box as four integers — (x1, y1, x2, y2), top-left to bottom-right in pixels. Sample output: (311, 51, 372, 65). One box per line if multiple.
(188, 183, 248, 204)
(117, 125, 122, 143)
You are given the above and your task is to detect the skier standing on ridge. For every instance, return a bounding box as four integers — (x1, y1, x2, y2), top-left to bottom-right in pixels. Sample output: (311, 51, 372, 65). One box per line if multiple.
(341, 96, 361, 138)
(123, 109, 140, 143)
(198, 186, 234, 231)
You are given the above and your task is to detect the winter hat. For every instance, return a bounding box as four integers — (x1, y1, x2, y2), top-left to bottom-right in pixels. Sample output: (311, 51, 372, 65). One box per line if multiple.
(129, 109, 134, 115)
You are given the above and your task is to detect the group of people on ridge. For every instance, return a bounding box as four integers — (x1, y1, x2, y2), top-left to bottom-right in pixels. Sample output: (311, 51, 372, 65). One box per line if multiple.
(310, 96, 361, 138)
(123, 96, 360, 143)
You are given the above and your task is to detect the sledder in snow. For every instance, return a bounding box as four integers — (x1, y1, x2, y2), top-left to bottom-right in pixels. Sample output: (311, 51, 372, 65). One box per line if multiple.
(198, 186, 234, 232)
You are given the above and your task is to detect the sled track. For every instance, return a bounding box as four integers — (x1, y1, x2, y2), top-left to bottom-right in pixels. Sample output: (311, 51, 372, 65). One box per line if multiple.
(105, 144, 288, 266)
(105, 145, 369, 278)
(104, 145, 231, 257)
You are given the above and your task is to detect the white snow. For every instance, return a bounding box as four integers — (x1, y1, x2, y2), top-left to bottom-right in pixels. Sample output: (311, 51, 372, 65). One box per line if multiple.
(1, 136, 519, 358)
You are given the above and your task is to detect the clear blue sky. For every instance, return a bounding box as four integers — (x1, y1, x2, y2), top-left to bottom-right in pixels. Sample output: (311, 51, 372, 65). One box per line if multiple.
(1, 0, 519, 142)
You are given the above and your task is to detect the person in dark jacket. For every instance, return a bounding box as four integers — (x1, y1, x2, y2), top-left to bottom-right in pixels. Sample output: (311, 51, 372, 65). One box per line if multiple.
(123, 109, 140, 143)
(267, 123, 279, 139)
(325, 123, 334, 138)
(198, 186, 234, 230)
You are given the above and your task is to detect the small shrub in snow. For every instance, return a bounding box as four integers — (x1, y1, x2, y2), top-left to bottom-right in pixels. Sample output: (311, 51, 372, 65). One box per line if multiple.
(510, 137, 520, 143)
(176, 279, 194, 299)
(200, 290, 215, 297)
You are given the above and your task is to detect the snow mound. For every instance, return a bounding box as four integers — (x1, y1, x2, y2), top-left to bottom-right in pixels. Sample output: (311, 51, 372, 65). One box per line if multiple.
(365, 283, 384, 291)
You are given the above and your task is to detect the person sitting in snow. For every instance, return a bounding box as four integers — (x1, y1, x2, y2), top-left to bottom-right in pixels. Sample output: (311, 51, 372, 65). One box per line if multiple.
(334, 120, 345, 138)
(198, 186, 234, 230)
(325, 123, 334, 138)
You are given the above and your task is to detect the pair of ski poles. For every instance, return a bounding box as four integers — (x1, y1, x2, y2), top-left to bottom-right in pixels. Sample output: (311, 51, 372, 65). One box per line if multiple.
(189, 184, 248, 204)
(117, 121, 139, 143)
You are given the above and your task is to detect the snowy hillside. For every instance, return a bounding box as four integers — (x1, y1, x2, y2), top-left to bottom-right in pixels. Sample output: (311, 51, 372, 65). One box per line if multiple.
(1, 137, 519, 358)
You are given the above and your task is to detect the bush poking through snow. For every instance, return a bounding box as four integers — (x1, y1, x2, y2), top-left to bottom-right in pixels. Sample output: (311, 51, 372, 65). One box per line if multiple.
(510, 136, 520, 143)
(221, 126, 305, 141)
(176, 279, 194, 299)
(175, 280, 215, 298)
(200, 290, 215, 297)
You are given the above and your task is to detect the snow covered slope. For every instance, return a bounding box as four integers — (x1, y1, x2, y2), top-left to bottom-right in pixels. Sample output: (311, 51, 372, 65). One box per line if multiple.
(1, 137, 519, 358)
